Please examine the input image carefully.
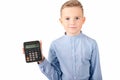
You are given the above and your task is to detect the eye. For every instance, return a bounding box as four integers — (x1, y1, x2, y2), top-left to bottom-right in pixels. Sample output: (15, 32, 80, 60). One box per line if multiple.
(65, 17, 70, 20)
(75, 17, 79, 20)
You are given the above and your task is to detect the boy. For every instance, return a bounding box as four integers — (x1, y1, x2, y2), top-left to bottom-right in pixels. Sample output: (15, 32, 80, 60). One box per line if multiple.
(38, 0, 102, 80)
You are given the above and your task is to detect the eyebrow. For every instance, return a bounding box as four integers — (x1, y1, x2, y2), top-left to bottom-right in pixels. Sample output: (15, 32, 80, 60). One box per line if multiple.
(64, 16, 82, 18)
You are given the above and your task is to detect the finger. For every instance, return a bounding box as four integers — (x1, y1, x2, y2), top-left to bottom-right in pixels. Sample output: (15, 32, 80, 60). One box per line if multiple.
(39, 40, 44, 57)
(22, 48, 25, 54)
(40, 40, 42, 48)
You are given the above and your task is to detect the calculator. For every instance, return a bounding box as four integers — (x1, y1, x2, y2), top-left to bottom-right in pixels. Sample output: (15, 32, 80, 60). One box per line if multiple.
(23, 40, 42, 63)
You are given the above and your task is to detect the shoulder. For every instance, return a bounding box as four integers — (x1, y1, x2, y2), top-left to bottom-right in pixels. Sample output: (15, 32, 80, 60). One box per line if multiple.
(82, 33, 98, 46)
(50, 35, 65, 48)
(52, 35, 65, 43)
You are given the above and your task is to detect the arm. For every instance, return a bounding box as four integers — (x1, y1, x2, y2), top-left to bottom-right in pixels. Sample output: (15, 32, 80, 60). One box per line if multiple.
(38, 43, 62, 80)
(89, 42, 102, 80)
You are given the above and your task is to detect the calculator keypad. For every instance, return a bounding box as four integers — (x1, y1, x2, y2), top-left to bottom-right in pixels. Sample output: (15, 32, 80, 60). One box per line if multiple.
(25, 48, 41, 62)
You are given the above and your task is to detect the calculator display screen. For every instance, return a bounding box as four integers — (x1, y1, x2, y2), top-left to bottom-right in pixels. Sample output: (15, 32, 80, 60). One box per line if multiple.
(25, 44, 39, 49)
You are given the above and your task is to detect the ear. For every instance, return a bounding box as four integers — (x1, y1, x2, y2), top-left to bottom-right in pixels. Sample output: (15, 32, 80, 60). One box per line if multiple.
(59, 18, 62, 24)
(82, 17, 86, 24)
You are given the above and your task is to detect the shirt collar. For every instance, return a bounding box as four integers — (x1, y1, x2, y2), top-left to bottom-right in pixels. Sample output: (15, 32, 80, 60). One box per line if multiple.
(64, 31, 83, 39)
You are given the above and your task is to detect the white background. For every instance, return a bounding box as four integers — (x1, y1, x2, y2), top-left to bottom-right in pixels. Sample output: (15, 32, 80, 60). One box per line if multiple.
(0, 0, 120, 80)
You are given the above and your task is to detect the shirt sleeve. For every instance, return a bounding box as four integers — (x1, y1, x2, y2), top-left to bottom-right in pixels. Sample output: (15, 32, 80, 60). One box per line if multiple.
(38, 43, 62, 80)
(89, 41, 102, 80)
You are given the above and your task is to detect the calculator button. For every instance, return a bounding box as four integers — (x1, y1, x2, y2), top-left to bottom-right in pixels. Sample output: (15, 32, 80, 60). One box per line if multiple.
(33, 57, 35, 61)
(35, 53, 38, 58)
(29, 54, 31, 56)
(26, 57, 30, 61)
(30, 59, 32, 61)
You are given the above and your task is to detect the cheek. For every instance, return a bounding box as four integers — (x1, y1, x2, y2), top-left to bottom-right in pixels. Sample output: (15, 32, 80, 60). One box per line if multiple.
(62, 22, 68, 26)
(77, 21, 84, 25)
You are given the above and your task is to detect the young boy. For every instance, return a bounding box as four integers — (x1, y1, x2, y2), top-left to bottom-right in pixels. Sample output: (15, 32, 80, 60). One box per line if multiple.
(38, 0, 102, 80)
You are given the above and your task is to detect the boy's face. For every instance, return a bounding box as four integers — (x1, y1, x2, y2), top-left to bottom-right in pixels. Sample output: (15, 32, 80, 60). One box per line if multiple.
(60, 7, 85, 36)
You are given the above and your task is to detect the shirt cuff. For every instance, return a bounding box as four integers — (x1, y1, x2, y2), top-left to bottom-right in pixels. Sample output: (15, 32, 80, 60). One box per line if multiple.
(38, 59, 48, 68)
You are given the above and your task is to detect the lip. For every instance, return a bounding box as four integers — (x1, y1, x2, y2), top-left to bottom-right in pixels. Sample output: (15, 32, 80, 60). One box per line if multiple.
(69, 26, 77, 28)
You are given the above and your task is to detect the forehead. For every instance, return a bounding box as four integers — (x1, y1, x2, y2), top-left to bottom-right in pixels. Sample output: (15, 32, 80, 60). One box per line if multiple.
(61, 7, 83, 17)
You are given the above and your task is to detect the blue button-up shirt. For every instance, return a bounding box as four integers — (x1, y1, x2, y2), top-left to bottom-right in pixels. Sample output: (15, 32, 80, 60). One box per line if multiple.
(38, 32, 102, 80)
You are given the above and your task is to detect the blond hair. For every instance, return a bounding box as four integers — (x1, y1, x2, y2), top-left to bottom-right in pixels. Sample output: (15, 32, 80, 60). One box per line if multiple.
(60, 0, 84, 16)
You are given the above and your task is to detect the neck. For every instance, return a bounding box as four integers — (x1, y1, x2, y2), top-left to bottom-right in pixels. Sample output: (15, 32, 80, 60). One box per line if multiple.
(65, 31, 81, 36)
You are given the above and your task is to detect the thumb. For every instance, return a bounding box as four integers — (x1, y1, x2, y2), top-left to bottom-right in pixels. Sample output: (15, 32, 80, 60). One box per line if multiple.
(39, 40, 42, 49)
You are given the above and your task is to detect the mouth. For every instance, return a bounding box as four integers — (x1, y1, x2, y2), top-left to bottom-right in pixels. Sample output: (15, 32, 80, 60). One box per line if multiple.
(69, 26, 77, 28)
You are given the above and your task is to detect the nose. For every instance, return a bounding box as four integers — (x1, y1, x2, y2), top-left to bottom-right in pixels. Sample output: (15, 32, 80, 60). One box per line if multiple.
(70, 19, 75, 25)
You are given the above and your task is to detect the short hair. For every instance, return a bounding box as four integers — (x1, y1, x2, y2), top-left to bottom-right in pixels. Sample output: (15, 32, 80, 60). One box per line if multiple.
(60, 0, 84, 16)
